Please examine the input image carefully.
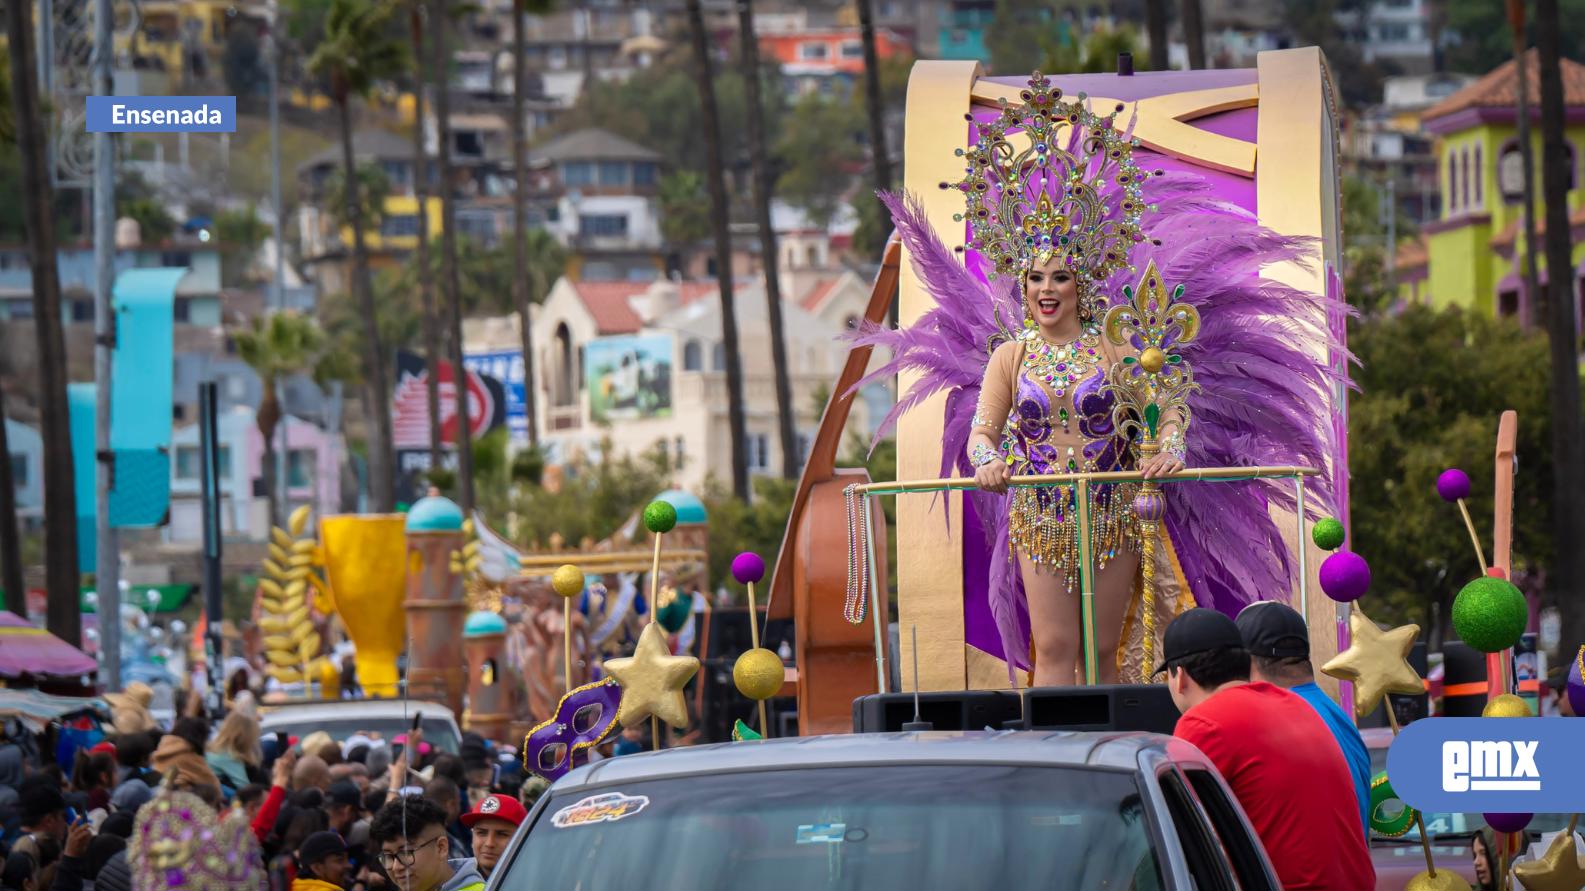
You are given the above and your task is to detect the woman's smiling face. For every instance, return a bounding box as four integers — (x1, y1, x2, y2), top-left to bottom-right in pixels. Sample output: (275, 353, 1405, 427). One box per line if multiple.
(1023, 255, 1080, 333)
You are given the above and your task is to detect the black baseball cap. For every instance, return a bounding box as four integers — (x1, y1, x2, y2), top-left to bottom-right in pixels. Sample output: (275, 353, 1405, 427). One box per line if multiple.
(326, 780, 362, 810)
(297, 830, 347, 867)
(1235, 601, 1311, 659)
(1154, 608, 1245, 675)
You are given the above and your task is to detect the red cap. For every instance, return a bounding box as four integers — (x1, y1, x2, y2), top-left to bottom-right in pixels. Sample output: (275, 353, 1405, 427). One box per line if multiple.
(89, 741, 117, 757)
(460, 794, 528, 829)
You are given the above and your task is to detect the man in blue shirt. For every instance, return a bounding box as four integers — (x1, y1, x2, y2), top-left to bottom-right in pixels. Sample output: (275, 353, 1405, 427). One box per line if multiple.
(1236, 601, 1372, 839)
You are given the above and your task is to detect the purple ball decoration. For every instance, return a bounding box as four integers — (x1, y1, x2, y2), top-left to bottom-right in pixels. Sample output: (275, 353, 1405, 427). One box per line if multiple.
(731, 551, 766, 585)
(1436, 468, 1471, 503)
(1318, 550, 1371, 603)
(1484, 812, 1533, 834)
(1567, 645, 1585, 716)
(1132, 490, 1167, 523)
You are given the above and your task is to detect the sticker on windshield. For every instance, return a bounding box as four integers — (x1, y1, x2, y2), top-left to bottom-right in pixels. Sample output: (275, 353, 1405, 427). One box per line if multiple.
(797, 823, 847, 844)
(551, 792, 650, 829)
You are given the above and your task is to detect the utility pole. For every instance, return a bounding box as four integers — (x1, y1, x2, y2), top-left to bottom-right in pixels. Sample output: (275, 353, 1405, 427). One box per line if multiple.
(93, 0, 120, 689)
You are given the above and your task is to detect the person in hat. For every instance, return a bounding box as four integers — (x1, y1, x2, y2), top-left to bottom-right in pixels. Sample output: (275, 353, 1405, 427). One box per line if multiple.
(293, 830, 351, 891)
(103, 684, 156, 737)
(1236, 601, 1371, 837)
(1158, 608, 1373, 890)
(459, 794, 526, 881)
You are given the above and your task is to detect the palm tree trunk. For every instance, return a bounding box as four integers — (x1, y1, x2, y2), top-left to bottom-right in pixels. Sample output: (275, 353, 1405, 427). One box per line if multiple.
(855, 0, 897, 329)
(737, 0, 797, 481)
(0, 384, 24, 615)
(432, 0, 474, 513)
(686, 0, 748, 500)
(257, 377, 282, 532)
(1181, 0, 1205, 69)
(1534, 0, 1585, 670)
(513, 0, 540, 450)
(337, 93, 395, 512)
(1145, 0, 1169, 69)
(1508, 1, 1541, 323)
(411, 2, 444, 472)
(5, 0, 80, 640)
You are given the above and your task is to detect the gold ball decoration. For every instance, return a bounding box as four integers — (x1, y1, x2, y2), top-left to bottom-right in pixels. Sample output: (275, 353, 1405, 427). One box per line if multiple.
(1404, 869, 1472, 891)
(1139, 346, 1167, 373)
(733, 648, 784, 701)
(551, 564, 584, 599)
(1482, 693, 1532, 718)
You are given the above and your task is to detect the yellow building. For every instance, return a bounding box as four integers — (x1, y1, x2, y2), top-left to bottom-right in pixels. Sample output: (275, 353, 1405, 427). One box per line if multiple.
(1400, 51, 1585, 323)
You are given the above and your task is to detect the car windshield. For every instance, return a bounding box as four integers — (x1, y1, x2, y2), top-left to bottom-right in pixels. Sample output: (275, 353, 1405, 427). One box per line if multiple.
(497, 765, 1162, 890)
(259, 716, 460, 753)
(1367, 746, 1569, 841)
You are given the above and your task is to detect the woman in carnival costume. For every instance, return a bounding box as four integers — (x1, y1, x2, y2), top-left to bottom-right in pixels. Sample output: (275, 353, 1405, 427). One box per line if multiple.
(855, 71, 1346, 685)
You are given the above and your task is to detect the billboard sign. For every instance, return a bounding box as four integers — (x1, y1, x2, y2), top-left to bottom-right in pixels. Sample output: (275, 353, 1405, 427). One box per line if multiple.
(391, 350, 506, 449)
(585, 335, 672, 423)
(463, 349, 526, 443)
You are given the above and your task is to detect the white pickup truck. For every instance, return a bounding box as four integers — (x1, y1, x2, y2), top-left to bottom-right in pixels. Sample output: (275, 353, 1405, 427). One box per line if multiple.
(258, 698, 462, 753)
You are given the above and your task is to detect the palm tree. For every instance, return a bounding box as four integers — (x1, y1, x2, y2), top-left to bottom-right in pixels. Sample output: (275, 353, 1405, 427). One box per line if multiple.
(1534, 0, 1585, 663)
(1181, 0, 1206, 69)
(513, 0, 556, 451)
(1145, 0, 1169, 69)
(409, 1, 444, 472)
(5, 0, 80, 641)
(306, 0, 408, 513)
(430, 0, 475, 513)
(737, 0, 797, 480)
(686, 0, 749, 500)
(855, 0, 896, 330)
(0, 375, 23, 615)
(235, 312, 328, 526)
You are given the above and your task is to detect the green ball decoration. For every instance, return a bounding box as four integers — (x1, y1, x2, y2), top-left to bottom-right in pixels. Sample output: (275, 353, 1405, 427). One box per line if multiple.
(642, 500, 677, 534)
(1312, 517, 1346, 551)
(1451, 576, 1528, 654)
(1368, 772, 1416, 838)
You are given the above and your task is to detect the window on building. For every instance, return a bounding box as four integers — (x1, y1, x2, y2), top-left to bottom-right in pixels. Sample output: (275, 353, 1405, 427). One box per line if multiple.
(380, 160, 411, 190)
(579, 214, 629, 238)
(563, 162, 594, 186)
(10, 453, 27, 488)
(453, 130, 484, 159)
(71, 299, 94, 322)
(799, 42, 829, 60)
(633, 162, 658, 186)
(840, 41, 864, 59)
(173, 297, 191, 324)
(174, 444, 231, 480)
(161, 251, 192, 268)
(1447, 152, 1460, 211)
(1498, 289, 1520, 320)
(555, 323, 575, 406)
(748, 433, 770, 469)
(674, 436, 686, 469)
(1473, 144, 1483, 206)
(796, 432, 810, 463)
(287, 448, 315, 488)
(5, 299, 32, 320)
(683, 339, 702, 371)
(381, 214, 420, 237)
(712, 342, 726, 371)
(1500, 143, 1525, 203)
(598, 161, 628, 186)
(807, 245, 820, 267)
(1461, 147, 1472, 213)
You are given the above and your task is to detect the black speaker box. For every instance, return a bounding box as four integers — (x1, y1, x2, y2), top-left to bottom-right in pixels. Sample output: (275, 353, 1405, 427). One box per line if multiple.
(852, 684, 1179, 734)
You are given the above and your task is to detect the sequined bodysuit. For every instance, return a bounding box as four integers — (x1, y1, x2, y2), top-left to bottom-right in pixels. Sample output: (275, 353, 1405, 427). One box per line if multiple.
(973, 330, 1141, 583)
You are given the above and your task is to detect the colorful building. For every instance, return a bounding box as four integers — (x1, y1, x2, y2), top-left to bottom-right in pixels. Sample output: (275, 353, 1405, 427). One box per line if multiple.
(1400, 51, 1585, 323)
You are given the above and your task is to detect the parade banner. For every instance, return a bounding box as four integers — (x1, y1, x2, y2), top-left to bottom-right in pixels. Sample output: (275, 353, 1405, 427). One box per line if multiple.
(1388, 717, 1585, 812)
(584, 335, 672, 423)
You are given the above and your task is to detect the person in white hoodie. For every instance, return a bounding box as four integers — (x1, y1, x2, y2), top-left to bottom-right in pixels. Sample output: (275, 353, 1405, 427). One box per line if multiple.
(369, 797, 484, 891)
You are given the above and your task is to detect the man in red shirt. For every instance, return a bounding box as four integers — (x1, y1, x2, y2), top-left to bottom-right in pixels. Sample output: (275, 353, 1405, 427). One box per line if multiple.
(1158, 608, 1375, 890)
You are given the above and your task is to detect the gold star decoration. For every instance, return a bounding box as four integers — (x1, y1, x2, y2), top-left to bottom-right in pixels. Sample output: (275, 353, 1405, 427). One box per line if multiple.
(1320, 607, 1424, 720)
(1514, 832, 1585, 891)
(602, 623, 699, 729)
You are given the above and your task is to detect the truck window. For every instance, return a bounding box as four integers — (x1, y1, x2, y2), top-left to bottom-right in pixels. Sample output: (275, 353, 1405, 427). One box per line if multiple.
(1158, 769, 1234, 891)
(1184, 767, 1271, 890)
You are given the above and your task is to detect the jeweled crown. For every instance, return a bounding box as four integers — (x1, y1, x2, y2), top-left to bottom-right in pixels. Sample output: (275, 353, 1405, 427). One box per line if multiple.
(942, 71, 1158, 298)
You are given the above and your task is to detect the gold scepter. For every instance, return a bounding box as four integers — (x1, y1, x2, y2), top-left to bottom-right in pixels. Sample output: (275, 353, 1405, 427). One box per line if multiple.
(1102, 260, 1200, 683)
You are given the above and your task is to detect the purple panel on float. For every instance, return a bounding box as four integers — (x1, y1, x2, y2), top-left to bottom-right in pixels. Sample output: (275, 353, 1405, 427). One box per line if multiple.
(981, 69, 1257, 103)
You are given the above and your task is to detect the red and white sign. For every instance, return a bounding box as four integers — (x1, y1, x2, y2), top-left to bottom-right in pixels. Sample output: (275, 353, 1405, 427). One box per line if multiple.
(391, 351, 504, 449)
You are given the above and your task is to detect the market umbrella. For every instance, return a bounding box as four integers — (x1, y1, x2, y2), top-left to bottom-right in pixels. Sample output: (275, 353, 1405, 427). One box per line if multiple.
(0, 611, 97, 679)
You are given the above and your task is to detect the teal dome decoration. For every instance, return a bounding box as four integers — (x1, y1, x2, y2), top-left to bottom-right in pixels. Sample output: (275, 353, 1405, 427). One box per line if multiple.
(655, 489, 707, 525)
(463, 610, 508, 637)
(406, 495, 464, 532)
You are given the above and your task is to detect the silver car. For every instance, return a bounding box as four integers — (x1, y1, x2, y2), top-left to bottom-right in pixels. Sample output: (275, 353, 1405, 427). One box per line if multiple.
(485, 731, 1277, 890)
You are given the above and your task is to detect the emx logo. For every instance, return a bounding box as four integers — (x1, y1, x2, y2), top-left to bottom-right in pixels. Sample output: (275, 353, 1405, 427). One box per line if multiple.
(1442, 740, 1540, 792)
(1390, 718, 1583, 813)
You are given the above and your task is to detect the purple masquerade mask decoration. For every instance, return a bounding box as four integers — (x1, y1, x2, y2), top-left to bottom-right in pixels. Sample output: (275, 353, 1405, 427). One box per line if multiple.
(523, 678, 623, 782)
